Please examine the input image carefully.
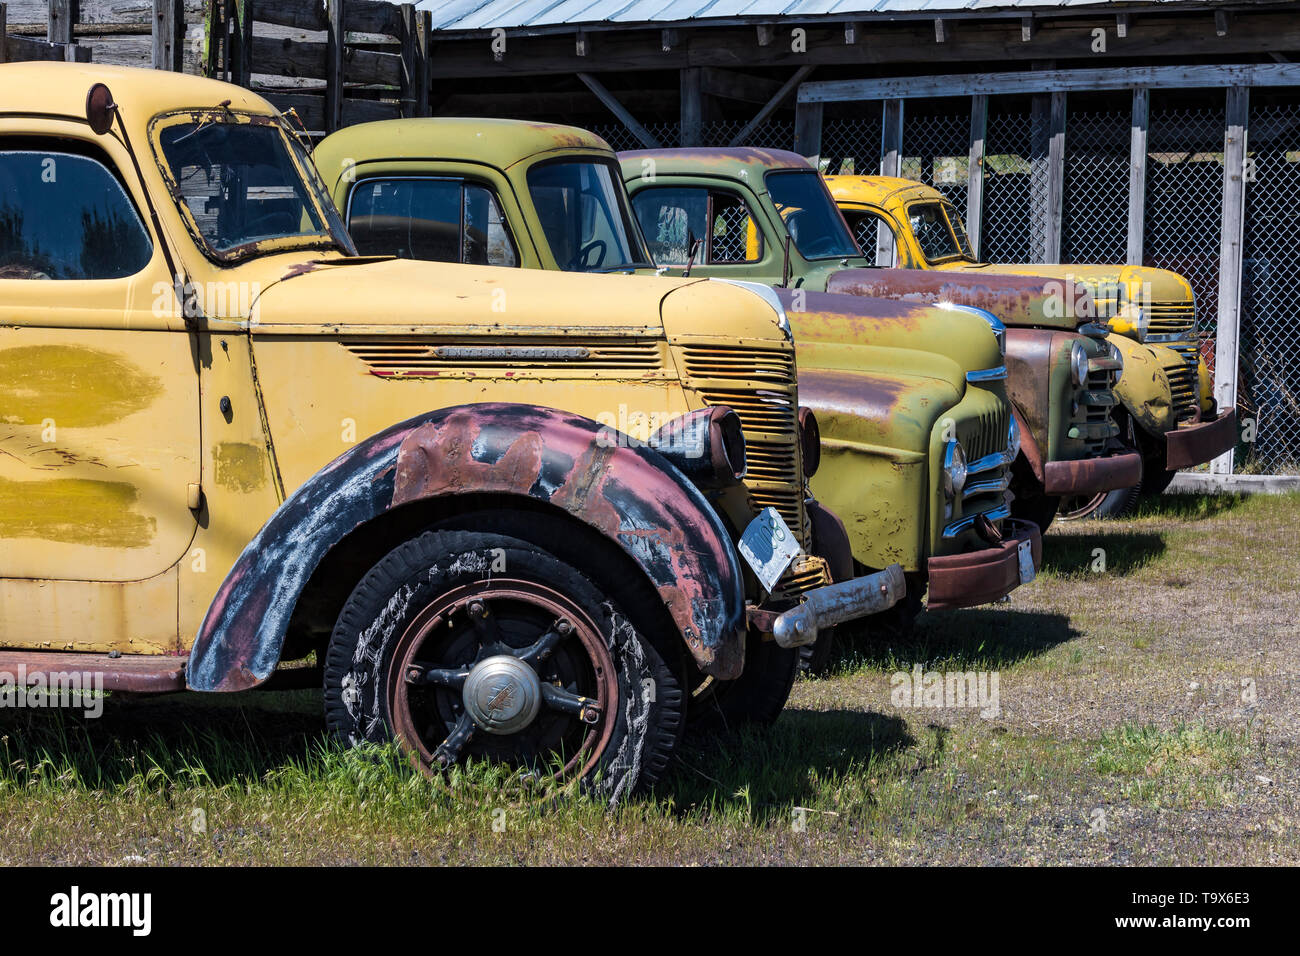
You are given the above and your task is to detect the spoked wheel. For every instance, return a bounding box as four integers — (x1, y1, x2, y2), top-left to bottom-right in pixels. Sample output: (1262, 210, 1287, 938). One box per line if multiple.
(325, 530, 682, 801)
(1057, 486, 1138, 521)
(388, 580, 615, 782)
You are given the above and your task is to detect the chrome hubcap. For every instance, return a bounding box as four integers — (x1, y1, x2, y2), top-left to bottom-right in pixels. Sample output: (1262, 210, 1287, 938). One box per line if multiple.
(462, 654, 542, 735)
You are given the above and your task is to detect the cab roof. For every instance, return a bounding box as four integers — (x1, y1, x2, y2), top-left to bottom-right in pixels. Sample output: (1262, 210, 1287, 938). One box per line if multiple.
(0, 62, 277, 130)
(315, 117, 614, 173)
(617, 147, 812, 184)
(824, 174, 942, 206)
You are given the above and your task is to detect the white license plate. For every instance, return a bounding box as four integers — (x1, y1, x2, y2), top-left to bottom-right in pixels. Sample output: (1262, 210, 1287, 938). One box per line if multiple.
(738, 507, 803, 593)
(1017, 539, 1036, 585)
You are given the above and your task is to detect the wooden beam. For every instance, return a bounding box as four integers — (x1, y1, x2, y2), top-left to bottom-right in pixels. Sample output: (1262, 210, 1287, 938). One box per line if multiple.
(934, 19, 946, 44)
(1044, 91, 1066, 263)
(728, 65, 814, 147)
(794, 99, 822, 165)
(425, 14, 1300, 79)
(48, 0, 76, 45)
(152, 0, 183, 71)
(326, 0, 344, 132)
(1116, 13, 1130, 39)
(799, 63, 1300, 102)
(575, 30, 589, 57)
(1215, 10, 1230, 37)
(699, 67, 782, 105)
(1126, 87, 1149, 266)
(0, 4, 7, 65)
(1021, 16, 1034, 43)
(234, 0, 253, 88)
(756, 24, 774, 48)
(844, 21, 859, 45)
(661, 28, 678, 52)
(400, 3, 428, 118)
(878, 99, 904, 265)
(1212, 86, 1250, 475)
(577, 72, 662, 150)
(680, 66, 703, 146)
(966, 94, 988, 260)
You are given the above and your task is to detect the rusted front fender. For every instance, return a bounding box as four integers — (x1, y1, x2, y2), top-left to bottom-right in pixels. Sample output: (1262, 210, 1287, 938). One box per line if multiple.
(188, 404, 747, 692)
(825, 268, 1095, 331)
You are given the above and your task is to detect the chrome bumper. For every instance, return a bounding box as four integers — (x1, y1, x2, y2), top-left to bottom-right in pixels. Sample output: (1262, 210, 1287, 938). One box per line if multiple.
(771, 563, 907, 648)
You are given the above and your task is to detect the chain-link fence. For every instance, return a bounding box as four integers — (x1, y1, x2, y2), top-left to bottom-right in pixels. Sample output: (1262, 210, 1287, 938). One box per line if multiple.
(901, 112, 969, 210)
(982, 108, 1036, 263)
(821, 108, 883, 177)
(1240, 101, 1300, 470)
(1062, 110, 1129, 263)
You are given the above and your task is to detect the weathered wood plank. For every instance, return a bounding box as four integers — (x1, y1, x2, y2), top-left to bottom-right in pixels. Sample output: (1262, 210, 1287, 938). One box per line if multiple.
(48, 0, 76, 44)
(878, 98, 903, 266)
(966, 93, 988, 260)
(1126, 86, 1149, 266)
(727, 63, 813, 147)
(258, 0, 326, 32)
(325, 0, 343, 130)
(680, 66, 702, 147)
(1044, 90, 1066, 264)
(1212, 86, 1250, 476)
(793, 98, 822, 164)
(577, 71, 661, 150)
(800, 62, 1300, 102)
(343, 0, 398, 38)
(151, 0, 182, 70)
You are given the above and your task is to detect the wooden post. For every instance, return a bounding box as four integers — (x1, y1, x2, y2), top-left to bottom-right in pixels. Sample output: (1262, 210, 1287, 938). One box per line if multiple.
(878, 98, 904, 265)
(48, 0, 75, 45)
(793, 99, 823, 164)
(152, 0, 184, 71)
(1044, 91, 1066, 263)
(399, 3, 421, 118)
(417, 9, 430, 116)
(966, 93, 988, 259)
(326, 0, 345, 132)
(0, 4, 8, 65)
(680, 67, 703, 146)
(880, 98, 904, 177)
(1211, 86, 1250, 476)
(232, 0, 252, 87)
(1127, 86, 1149, 266)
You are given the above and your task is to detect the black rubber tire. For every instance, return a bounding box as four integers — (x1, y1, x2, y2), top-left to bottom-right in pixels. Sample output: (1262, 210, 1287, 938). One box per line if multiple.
(689, 630, 799, 733)
(323, 530, 683, 803)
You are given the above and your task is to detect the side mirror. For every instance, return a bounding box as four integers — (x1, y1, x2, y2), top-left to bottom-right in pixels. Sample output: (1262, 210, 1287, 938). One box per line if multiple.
(85, 83, 117, 136)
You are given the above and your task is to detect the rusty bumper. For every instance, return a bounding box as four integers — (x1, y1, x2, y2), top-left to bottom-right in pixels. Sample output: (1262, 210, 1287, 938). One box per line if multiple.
(1043, 450, 1143, 496)
(1165, 408, 1237, 471)
(926, 518, 1041, 610)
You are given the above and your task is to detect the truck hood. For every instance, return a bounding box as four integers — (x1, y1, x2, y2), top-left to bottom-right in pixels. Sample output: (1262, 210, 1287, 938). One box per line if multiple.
(941, 262, 1193, 313)
(825, 267, 1094, 332)
(776, 287, 1003, 389)
(243, 255, 782, 340)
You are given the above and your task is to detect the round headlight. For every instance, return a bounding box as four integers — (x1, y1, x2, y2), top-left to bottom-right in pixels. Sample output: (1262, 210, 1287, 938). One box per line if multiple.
(798, 406, 820, 478)
(943, 440, 967, 498)
(1070, 340, 1090, 386)
(1007, 415, 1021, 459)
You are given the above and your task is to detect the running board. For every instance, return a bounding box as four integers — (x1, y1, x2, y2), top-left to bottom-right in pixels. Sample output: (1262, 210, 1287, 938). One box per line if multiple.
(0, 650, 187, 693)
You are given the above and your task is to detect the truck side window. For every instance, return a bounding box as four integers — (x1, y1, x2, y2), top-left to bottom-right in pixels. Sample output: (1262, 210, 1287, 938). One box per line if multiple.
(630, 187, 762, 266)
(0, 149, 152, 280)
(842, 209, 900, 268)
(347, 178, 518, 267)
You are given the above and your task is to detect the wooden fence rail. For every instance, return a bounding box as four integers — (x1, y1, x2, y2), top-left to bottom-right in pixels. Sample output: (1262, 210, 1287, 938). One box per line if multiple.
(205, 0, 431, 135)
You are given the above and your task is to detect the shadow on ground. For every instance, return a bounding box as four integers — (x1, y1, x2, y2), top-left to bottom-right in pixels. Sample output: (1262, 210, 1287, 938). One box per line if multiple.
(0, 690, 327, 789)
(1040, 531, 1167, 576)
(666, 708, 913, 820)
(821, 608, 1082, 673)
(1131, 492, 1250, 521)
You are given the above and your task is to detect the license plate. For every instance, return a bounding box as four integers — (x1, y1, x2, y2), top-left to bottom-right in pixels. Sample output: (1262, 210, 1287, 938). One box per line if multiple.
(738, 507, 803, 593)
(1017, 539, 1036, 585)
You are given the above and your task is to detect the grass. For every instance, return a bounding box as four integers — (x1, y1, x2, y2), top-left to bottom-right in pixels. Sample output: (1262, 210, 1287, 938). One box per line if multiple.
(1, 491, 1297, 865)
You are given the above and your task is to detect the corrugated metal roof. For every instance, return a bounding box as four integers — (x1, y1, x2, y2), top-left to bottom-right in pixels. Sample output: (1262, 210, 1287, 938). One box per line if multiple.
(413, 0, 1245, 33)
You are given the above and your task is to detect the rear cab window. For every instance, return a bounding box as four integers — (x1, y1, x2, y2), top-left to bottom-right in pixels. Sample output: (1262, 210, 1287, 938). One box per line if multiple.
(346, 177, 519, 267)
(630, 186, 763, 265)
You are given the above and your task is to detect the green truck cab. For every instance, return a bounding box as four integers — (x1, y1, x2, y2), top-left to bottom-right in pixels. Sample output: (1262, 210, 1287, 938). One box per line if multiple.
(618, 149, 1141, 531)
(827, 175, 1236, 518)
(315, 119, 1042, 663)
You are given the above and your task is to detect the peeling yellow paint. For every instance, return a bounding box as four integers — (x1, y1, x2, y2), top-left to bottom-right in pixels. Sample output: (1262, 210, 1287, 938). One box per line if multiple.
(0, 475, 156, 547)
(0, 346, 162, 427)
(213, 442, 268, 493)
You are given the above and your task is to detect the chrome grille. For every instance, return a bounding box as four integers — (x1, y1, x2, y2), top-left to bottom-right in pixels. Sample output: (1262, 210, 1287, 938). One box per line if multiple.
(1165, 361, 1199, 423)
(680, 345, 807, 548)
(342, 338, 664, 374)
(1145, 300, 1197, 339)
(963, 401, 1011, 465)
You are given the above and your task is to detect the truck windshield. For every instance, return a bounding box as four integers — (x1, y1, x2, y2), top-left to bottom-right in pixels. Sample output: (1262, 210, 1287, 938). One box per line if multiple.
(908, 201, 974, 263)
(156, 115, 353, 261)
(765, 169, 861, 260)
(526, 160, 652, 272)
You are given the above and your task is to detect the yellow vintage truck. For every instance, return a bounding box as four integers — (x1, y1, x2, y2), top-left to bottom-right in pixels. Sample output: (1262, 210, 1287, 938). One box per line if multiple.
(826, 175, 1237, 519)
(0, 63, 911, 798)
(315, 119, 1043, 673)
